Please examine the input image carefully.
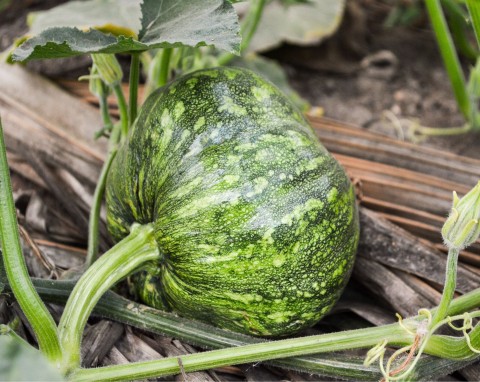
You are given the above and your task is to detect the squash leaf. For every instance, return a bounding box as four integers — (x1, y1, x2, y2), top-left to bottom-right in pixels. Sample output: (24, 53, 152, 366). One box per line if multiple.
(12, 0, 240, 62)
(248, 0, 345, 52)
(26, 0, 141, 37)
(0, 336, 64, 381)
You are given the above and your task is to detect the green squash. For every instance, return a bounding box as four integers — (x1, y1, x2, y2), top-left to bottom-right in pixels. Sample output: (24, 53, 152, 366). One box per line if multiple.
(106, 67, 359, 336)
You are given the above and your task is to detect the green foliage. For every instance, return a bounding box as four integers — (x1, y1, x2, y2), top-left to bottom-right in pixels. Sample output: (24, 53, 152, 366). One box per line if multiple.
(384, 0, 423, 27)
(26, 0, 141, 36)
(0, 0, 11, 12)
(248, 0, 345, 52)
(0, 336, 64, 381)
(12, 0, 241, 62)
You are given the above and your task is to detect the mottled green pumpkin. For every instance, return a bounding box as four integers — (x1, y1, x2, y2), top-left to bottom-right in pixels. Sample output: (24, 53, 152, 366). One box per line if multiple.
(106, 67, 359, 336)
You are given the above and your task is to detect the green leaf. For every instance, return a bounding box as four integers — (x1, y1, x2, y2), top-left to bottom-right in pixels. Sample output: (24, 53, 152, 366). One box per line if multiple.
(13, 0, 240, 62)
(0, 336, 64, 381)
(248, 0, 345, 52)
(27, 0, 141, 37)
(138, 0, 240, 52)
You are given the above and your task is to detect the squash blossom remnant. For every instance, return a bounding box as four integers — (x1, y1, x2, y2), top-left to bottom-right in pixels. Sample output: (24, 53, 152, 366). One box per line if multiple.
(91, 53, 123, 86)
(442, 181, 480, 250)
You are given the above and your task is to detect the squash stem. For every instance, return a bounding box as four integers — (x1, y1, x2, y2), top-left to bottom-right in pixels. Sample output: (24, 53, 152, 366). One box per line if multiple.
(425, 0, 472, 120)
(72, 324, 413, 382)
(466, 0, 480, 49)
(58, 223, 160, 375)
(0, 117, 62, 364)
(158, 48, 173, 87)
(69, 310, 480, 382)
(128, 52, 141, 127)
(98, 93, 113, 135)
(112, 84, 129, 139)
(431, 247, 460, 326)
(85, 148, 117, 267)
(85, 81, 119, 267)
(9, 279, 480, 381)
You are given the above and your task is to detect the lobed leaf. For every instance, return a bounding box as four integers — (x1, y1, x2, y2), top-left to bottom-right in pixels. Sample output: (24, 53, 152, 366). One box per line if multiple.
(13, 0, 240, 62)
(27, 0, 141, 37)
(248, 0, 345, 52)
(0, 336, 64, 381)
(138, 0, 240, 53)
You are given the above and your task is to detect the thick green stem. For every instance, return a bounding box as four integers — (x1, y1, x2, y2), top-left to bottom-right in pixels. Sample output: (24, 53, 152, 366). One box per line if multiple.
(425, 0, 471, 120)
(466, 0, 480, 49)
(112, 84, 129, 139)
(217, 0, 266, 66)
(441, 0, 478, 60)
(72, 324, 413, 382)
(58, 224, 160, 374)
(12, 279, 480, 380)
(85, 148, 117, 267)
(158, 48, 172, 87)
(69, 284, 480, 382)
(86, 81, 118, 267)
(0, 117, 62, 363)
(432, 248, 460, 326)
(128, 52, 141, 127)
(70, 313, 480, 382)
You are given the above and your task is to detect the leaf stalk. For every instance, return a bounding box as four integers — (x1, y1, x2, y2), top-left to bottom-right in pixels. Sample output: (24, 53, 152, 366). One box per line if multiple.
(58, 224, 160, 374)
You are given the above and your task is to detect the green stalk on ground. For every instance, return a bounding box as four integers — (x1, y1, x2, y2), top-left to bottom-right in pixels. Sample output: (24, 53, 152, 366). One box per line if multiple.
(0, 117, 62, 364)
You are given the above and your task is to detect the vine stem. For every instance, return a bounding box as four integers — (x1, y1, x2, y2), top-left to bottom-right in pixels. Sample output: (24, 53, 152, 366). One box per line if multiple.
(217, 0, 267, 66)
(158, 48, 173, 87)
(85, 84, 117, 267)
(72, 324, 414, 382)
(425, 0, 471, 120)
(70, 313, 480, 382)
(112, 84, 129, 139)
(442, 0, 478, 61)
(58, 224, 160, 374)
(432, 248, 460, 326)
(98, 93, 113, 134)
(0, 117, 62, 363)
(13, 279, 480, 380)
(128, 52, 141, 127)
(466, 0, 480, 49)
(85, 148, 117, 267)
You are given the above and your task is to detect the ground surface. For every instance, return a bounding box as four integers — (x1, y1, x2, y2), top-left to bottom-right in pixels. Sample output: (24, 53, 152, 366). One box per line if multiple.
(274, 1, 480, 159)
(1, 1, 479, 380)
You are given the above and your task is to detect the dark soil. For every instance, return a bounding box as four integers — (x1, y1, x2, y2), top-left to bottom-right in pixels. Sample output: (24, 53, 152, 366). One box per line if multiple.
(267, 1, 480, 158)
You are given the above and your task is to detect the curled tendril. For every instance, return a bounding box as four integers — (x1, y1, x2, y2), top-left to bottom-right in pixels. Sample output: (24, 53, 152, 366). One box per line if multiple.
(369, 310, 480, 382)
(447, 312, 472, 331)
(367, 310, 434, 382)
(396, 313, 416, 336)
(364, 339, 387, 366)
(447, 312, 480, 354)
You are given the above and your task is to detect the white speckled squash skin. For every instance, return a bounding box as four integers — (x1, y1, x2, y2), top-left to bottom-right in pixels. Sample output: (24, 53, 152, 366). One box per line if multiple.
(106, 67, 359, 336)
